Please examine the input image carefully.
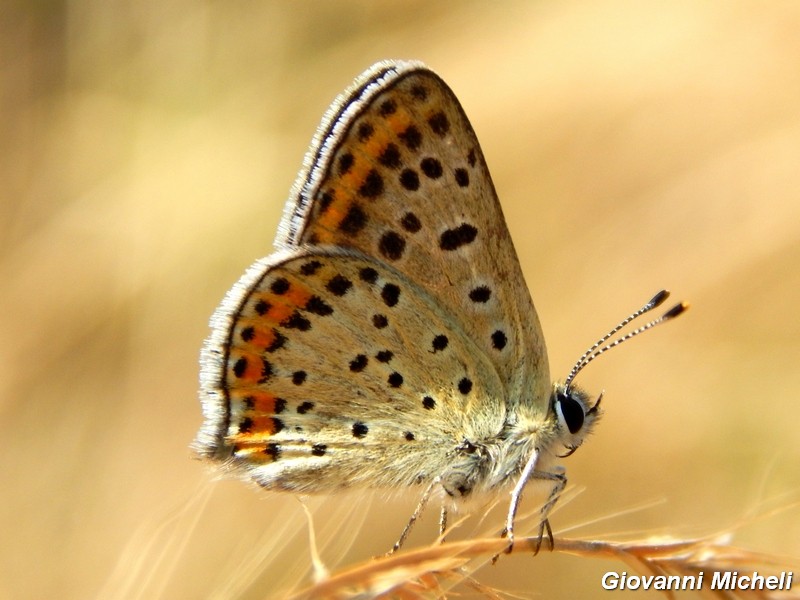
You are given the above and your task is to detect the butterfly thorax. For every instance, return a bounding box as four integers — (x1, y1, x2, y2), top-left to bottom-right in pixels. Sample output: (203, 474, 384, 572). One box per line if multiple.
(438, 382, 601, 499)
(438, 425, 552, 499)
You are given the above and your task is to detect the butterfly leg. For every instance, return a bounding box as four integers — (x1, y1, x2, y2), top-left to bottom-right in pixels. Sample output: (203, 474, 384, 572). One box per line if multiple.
(532, 468, 566, 554)
(492, 448, 541, 563)
(388, 476, 440, 555)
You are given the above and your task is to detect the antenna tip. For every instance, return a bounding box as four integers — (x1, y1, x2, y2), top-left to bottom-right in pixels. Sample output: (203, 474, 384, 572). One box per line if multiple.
(663, 302, 689, 319)
(649, 289, 670, 308)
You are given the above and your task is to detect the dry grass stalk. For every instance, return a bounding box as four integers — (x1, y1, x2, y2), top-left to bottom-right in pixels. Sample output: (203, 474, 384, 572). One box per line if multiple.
(289, 532, 800, 600)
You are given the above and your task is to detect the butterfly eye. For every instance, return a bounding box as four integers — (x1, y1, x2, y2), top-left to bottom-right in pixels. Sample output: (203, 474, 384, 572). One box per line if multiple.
(556, 392, 585, 435)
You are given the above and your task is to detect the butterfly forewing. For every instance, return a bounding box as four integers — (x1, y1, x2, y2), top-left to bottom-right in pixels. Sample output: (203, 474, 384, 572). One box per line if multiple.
(279, 61, 550, 415)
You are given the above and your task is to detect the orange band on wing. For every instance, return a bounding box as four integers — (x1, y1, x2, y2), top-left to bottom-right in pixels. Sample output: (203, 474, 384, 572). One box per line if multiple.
(230, 389, 285, 415)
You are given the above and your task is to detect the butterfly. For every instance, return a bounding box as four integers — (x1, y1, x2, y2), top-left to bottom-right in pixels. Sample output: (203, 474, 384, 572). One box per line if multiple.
(194, 59, 686, 554)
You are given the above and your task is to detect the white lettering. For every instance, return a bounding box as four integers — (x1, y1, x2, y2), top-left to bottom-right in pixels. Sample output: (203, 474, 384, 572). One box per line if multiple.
(601, 571, 794, 591)
(713, 571, 733, 589)
(603, 570, 793, 592)
(602, 572, 619, 590)
(711, 571, 794, 590)
(693, 573, 704, 589)
(602, 572, 708, 591)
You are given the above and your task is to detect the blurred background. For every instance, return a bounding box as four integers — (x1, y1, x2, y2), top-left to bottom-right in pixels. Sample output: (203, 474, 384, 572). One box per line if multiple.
(2, 1, 799, 598)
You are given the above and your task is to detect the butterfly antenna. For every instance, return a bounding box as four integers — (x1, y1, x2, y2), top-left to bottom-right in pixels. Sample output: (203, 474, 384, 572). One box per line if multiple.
(563, 290, 688, 391)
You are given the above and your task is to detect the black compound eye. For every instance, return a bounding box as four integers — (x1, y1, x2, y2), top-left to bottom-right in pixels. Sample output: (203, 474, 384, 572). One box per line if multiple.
(558, 393, 585, 435)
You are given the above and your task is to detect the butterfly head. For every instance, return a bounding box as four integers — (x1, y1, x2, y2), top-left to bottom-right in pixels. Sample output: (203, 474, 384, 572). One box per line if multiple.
(551, 383, 602, 457)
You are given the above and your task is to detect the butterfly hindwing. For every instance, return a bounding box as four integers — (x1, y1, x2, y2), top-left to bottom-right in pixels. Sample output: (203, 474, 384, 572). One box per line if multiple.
(198, 248, 506, 492)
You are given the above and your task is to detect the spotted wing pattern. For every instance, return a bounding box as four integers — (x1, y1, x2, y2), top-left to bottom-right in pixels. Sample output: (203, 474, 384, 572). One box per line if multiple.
(198, 249, 505, 491)
(280, 61, 550, 409)
(196, 61, 551, 493)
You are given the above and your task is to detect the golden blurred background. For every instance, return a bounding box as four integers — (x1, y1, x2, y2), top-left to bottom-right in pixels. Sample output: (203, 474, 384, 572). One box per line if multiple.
(2, 1, 799, 598)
